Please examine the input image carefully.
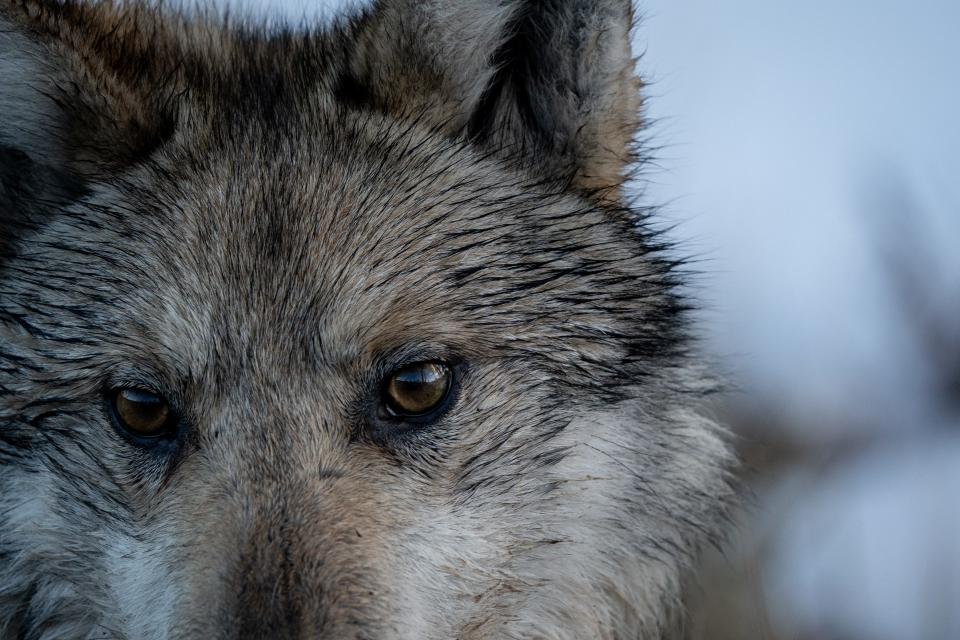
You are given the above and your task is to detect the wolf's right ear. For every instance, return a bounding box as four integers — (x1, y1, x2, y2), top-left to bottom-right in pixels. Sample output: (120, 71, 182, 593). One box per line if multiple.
(0, 0, 185, 232)
(345, 0, 642, 202)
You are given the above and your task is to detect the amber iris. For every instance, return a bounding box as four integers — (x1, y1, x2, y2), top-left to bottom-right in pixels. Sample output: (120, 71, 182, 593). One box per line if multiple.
(385, 362, 451, 416)
(113, 388, 172, 437)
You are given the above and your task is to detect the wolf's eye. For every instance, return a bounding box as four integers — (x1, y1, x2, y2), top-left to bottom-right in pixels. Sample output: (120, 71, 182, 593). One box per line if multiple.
(111, 388, 173, 438)
(383, 362, 451, 417)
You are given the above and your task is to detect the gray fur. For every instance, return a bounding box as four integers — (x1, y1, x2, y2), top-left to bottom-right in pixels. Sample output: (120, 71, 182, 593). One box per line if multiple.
(0, 1, 735, 638)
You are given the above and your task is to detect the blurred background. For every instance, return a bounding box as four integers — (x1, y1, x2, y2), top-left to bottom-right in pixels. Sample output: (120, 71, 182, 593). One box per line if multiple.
(234, 1, 960, 637)
(639, 2, 960, 638)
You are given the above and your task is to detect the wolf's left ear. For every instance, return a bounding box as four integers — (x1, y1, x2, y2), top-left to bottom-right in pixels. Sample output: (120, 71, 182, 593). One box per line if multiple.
(346, 0, 642, 201)
(0, 0, 185, 218)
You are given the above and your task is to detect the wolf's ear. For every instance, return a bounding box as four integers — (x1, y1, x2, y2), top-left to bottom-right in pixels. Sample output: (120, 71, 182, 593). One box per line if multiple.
(346, 0, 642, 200)
(0, 0, 183, 218)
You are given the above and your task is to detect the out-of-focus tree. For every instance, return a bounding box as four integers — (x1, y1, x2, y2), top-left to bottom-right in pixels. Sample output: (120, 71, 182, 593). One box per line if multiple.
(865, 169, 960, 420)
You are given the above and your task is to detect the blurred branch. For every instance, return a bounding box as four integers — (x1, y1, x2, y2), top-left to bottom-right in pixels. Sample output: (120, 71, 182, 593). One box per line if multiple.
(861, 168, 960, 418)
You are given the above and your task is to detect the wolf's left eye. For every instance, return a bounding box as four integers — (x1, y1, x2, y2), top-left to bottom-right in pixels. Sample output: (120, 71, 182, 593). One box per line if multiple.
(110, 388, 174, 438)
(383, 362, 452, 418)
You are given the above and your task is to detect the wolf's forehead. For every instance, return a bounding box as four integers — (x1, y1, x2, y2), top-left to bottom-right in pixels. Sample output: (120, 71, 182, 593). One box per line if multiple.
(96, 116, 654, 382)
(172, 131, 475, 274)
(144, 134, 534, 361)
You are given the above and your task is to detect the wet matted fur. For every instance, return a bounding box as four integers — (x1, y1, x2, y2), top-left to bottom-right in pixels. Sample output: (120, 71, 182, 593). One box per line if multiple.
(0, 0, 735, 638)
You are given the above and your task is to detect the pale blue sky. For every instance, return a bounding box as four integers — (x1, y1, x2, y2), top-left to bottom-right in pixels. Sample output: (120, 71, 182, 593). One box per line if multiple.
(640, 0, 960, 437)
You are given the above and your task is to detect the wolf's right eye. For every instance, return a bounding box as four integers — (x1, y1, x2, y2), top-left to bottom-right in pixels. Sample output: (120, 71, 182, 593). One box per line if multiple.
(110, 388, 174, 438)
(383, 362, 452, 419)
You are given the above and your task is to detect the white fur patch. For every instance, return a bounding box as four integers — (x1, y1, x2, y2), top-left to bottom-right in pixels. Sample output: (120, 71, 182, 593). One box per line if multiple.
(106, 533, 183, 640)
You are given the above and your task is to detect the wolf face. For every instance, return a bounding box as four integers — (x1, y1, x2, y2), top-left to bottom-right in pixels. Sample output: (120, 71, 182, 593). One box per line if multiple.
(0, 1, 734, 638)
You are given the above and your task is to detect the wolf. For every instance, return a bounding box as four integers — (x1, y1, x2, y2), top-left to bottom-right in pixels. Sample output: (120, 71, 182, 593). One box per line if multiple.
(0, 0, 734, 638)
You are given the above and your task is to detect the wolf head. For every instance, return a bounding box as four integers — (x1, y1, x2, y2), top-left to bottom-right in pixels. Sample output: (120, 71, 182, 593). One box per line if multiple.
(0, 1, 733, 638)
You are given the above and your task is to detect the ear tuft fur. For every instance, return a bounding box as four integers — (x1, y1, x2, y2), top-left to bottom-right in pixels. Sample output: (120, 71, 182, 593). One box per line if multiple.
(0, 0, 184, 183)
(347, 0, 643, 202)
(0, 0, 190, 258)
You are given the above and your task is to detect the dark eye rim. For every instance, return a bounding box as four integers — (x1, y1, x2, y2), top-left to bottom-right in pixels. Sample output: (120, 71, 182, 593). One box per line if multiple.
(105, 386, 180, 445)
